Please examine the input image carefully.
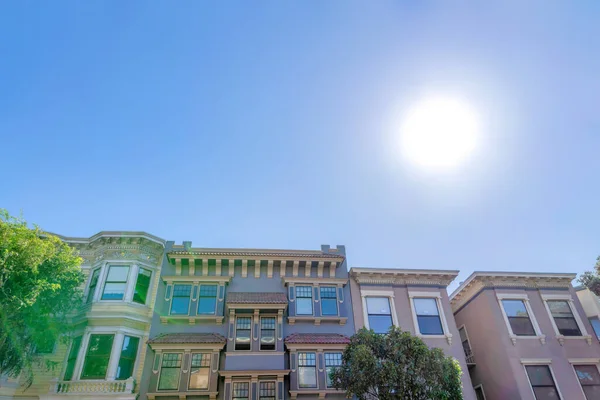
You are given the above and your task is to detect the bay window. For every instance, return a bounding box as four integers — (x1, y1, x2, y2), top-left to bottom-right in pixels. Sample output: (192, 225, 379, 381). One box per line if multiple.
(115, 336, 139, 380)
(101, 266, 130, 300)
(81, 334, 114, 379)
(63, 336, 82, 381)
(86, 269, 100, 304)
(133, 268, 151, 305)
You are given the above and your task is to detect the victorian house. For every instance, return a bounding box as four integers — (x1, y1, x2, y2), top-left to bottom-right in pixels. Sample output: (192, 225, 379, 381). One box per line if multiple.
(139, 242, 355, 400)
(451, 271, 600, 400)
(0, 232, 166, 400)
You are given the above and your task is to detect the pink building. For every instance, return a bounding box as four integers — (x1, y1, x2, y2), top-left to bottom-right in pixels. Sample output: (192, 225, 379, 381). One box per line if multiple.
(451, 272, 600, 400)
(349, 267, 477, 400)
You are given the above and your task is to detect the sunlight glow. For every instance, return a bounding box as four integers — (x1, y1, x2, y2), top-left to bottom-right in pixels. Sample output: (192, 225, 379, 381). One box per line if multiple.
(400, 96, 479, 170)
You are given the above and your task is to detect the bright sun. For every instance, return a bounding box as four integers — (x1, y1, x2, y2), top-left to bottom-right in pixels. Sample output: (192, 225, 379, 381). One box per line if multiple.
(400, 96, 479, 170)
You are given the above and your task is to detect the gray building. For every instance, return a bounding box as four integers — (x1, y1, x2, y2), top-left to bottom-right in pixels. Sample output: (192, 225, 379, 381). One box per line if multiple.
(140, 242, 355, 400)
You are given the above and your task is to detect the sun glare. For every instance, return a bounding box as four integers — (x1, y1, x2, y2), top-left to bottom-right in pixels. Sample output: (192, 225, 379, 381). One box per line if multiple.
(400, 96, 479, 170)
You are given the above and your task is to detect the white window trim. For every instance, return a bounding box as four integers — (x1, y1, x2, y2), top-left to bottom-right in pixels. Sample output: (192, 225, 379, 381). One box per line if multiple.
(157, 352, 183, 391)
(408, 291, 452, 345)
(169, 283, 193, 316)
(570, 361, 600, 400)
(319, 285, 339, 317)
(473, 384, 487, 400)
(540, 293, 592, 345)
(522, 361, 564, 400)
(496, 293, 545, 345)
(234, 315, 253, 352)
(360, 290, 398, 330)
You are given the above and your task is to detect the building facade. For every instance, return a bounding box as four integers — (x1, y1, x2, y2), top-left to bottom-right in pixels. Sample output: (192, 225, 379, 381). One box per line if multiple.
(138, 242, 355, 400)
(576, 286, 600, 341)
(451, 272, 600, 400)
(348, 267, 477, 400)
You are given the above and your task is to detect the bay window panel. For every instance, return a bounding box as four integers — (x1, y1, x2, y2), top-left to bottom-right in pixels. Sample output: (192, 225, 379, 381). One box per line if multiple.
(81, 334, 114, 379)
(133, 268, 151, 305)
(547, 300, 582, 336)
(298, 352, 317, 388)
(116, 336, 139, 380)
(101, 266, 130, 300)
(296, 286, 313, 315)
(197, 285, 217, 315)
(86, 269, 100, 304)
(320, 287, 338, 316)
(189, 353, 211, 390)
(502, 300, 536, 336)
(170, 284, 191, 315)
(235, 317, 252, 350)
(63, 336, 82, 381)
(260, 317, 276, 351)
(158, 353, 182, 390)
(414, 298, 444, 335)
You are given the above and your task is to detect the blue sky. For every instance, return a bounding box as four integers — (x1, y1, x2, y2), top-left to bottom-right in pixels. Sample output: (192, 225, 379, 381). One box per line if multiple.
(1, 2, 599, 291)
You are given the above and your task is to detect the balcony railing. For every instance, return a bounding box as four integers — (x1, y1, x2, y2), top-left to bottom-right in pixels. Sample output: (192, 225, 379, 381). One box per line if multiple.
(463, 347, 475, 365)
(50, 377, 134, 394)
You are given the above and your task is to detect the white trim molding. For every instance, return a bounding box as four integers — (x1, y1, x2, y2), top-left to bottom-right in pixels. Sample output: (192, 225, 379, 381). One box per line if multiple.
(497, 293, 545, 345)
(540, 293, 592, 345)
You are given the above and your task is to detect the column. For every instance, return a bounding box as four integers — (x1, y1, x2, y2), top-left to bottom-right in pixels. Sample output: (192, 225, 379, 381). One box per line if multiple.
(267, 260, 273, 278)
(124, 263, 139, 302)
(304, 261, 312, 277)
(106, 331, 125, 380)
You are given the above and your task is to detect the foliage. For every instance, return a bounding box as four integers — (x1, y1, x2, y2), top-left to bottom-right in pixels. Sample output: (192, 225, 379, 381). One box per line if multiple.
(330, 327, 463, 400)
(578, 256, 600, 296)
(0, 210, 84, 387)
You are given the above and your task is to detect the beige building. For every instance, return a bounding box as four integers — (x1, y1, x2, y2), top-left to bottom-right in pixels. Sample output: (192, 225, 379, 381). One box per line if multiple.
(0, 232, 166, 400)
(576, 286, 600, 341)
(348, 267, 477, 400)
(451, 271, 600, 400)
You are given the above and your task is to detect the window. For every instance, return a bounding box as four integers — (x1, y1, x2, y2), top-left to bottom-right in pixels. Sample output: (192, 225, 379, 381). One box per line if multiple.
(133, 268, 151, 304)
(260, 317, 276, 351)
(170, 284, 192, 315)
(101, 266, 130, 300)
(298, 352, 317, 388)
(574, 365, 600, 399)
(197, 285, 217, 315)
(320, 287, 338, 316)
(233, 382, 249, 400)
(366, 297, 393, 334)
(325, 352, 342, 387)
(502, 300, 536, 336)
(63, 336, 82, 381)
(296, 286, 313, 315)
(413, 298, 444, 335)
(459, 327, 474, 364)
(189, 353, 211, 390)
(158, 353, 182, 390)
(589, 318, 600, 339)
(474, 385, 486, 400)
(81, 334, 114, 379)
(259, 381, 276, 400)
(547, 300, 582, 336)
(525, 365, 560, 400)
(116, 336, 139, 380)
(86, 269, 100, 303)
(235, 317, 252, 351)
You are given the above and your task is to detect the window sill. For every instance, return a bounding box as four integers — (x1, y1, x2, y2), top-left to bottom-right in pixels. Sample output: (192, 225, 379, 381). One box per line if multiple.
(288, 316, 347, 326)
(416, 333, 453, 345)
(556, 334, 592, 346)
(290, 389, 344, 399)
(147, 391, 218, 400)
(160, 315, 224, 325)
(509, 334, 546, 346)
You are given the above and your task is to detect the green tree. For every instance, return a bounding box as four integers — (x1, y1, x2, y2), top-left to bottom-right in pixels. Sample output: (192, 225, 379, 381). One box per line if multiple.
(0, 210, 84, 387)
(578, 256, 600, 296)
(330, 327, 463, 400)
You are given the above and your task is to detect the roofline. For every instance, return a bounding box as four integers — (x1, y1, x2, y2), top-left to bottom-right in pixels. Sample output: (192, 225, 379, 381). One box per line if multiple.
(450, 271, 577, 300)
(49, 231, 166, 246)
(350, 267, 459, 277)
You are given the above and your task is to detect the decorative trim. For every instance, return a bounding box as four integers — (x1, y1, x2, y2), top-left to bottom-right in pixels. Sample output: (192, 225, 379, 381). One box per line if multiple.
(287, 316, 347, 326)
(162, 276, 232, 284)
(521, 358, 552, 364)
(351, 268, 458, 286)
(568, 358, 600, 364)
(282, 277, 348, 286)
(160, 315, 224, 325)
(218, 370, 290, 378)
(285, 344, 348, 351)
(147, 343, 225, 352)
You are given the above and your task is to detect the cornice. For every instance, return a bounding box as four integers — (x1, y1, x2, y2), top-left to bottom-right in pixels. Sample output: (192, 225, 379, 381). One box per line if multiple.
(168, 249, 344, 263)
(450, 272, 576, 312)
(350, 268, 458, 287)
(281, 277, 348, 286)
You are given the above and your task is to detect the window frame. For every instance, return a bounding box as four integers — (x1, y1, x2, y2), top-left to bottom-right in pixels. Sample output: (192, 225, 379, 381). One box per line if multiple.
(541, 294, 588, 339)
(589, 317, 600, 340)
(297, 352, 318, 388)
(497, 294, 544, 343)
(86, 268, 101, 304)
(572, 362, 600, 400)
(100, 265, 131, 301)
(409, 293, 449, 338)
(522, 362, 563, 400)
(473, 384, 487, 400)
(320, 286, 338, 316)
(197, 284, 218, 315)
(169, 283, 192, 316)
(361, 290, 398, 333)
(232, 381, 250, 400)
(62, 336, 83, 381)
(260, 316, 277, 351)
(324, 352, 343, 388)
(80, 334, 115, 380)
(157, 352, 183, 391)
(188, 352, 211, 391)
(295, 286, 314, 316)
(235, 316, 253, 351)
(259, 380, 276, 400)
(132, 267, 152, 305)
(115, 335, 140, 381)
